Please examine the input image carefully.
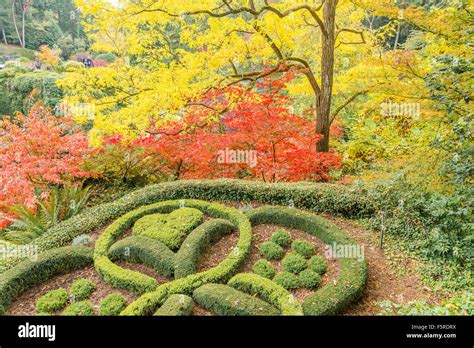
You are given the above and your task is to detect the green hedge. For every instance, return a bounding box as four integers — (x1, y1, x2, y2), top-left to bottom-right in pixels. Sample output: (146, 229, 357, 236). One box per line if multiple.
(0, 179, 371, 273)
(174, 219, 235, 279)
(108, 236, 175, 277)
(228, 273, 303, 315)
(154, 294, 193, 316)
(245, 206, 368, 315)
(132, 208, 204, 250)
(120, 200, 252, 315)
(0, 246, 93, 315)
(193, 283, 280, 316)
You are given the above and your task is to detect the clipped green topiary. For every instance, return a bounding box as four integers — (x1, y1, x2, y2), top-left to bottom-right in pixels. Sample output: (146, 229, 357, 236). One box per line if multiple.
(193, 284, 279, 316)
(252, 259, 275, 279)
(62, 301, 94, 316)
(133, 207, 204, 250)
(273, 271, 300, 290)
(0, 246, 93, 315)
(281, 253, 307, 274)
(99, 293, 127, 316)
(291, 239, 315, 258)
(259, 241, 284, 260)
(0, 179, 371, 273)
(270, 229, 291, 247)
(108, 236, 175, 277)
(298, 269, 321, 289)
(36, 288, 69, 313)
(70, 278, 96, 301)
(308, 255, 328, 275)
(154, 294, 193, 316)
(174, 219, 235, 279)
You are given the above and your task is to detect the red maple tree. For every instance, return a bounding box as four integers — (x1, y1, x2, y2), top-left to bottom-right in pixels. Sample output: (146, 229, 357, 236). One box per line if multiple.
(0, 104, 93, 228)
(139, 72, 341, 182)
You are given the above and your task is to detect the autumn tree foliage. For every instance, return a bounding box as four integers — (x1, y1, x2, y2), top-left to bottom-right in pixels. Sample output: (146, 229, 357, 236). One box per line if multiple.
(0, 104, 93, 228)
(138, 72, 341, 182)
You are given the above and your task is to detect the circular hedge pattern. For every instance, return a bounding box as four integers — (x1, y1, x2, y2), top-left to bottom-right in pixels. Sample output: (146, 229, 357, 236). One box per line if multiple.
(0, 182, 368, 316)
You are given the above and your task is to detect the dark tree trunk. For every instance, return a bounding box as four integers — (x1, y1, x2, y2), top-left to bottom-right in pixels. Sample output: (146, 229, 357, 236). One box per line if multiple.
(316, 0, 338, 153)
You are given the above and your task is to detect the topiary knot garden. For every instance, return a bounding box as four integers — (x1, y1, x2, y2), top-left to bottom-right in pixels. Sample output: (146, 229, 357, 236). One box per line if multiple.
(0, 180, 368, 316)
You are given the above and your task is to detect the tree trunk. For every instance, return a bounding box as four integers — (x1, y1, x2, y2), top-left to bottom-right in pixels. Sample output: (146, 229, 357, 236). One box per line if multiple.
(21, 6, 26, 48)
(12, 1, 24, 47)
(316, 0, 338, 153)
(1, 24, 7, 45)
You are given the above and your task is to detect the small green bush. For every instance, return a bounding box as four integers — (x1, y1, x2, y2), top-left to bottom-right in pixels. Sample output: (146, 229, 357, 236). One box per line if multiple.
(0, 246, 93, 315)
(95, 53, 116, 63)
(273, 272, 300, 290)
(62, 301, 94, 316)
(299, 269, 321, 289)
(70, 278, 96, 301)
(259, 241, 284, 260)
(99, 293, 127, 316)
(154, 294, 193, 316)
(308, 255, 328, 275)
(36, 288, 69, 313)
(281, 253, 307, 274)
(270, 229, 291, 247)
(252, 259, 276, 279)
(291, 239, 315, 258)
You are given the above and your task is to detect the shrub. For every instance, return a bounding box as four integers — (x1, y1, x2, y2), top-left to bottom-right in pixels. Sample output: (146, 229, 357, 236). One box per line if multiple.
(62, 301, 94, 316)
(259, 241, 284, 260)
(0, 246, 93, 315)
(174, 219, 235, 278)
(0, 179, 370, 272)
(228, 273, 303, 315)
(193, 283, 279, 316)
(101, 200, 253, 315)
(132, 208, 204, 250)
(99, 293, 127, 316)
(72, 234, 93, 247)
(108, 236, 175, 277)
(281, 253, 307, 274)
(246, 206, 367, 315)
(273, 271, 300, 290)
(63, 60, 84, 71)
(70, 278, 96, 301)
(95, 53, 116, 63)
(308, 255, 328, 275)
(298, 269, 321, 289)
(252, 259, 276, 279)
(2, 184, 93, 244)
(291, 239, 315, 258)
(36, 288, 69, 313)
(154, 294, 193, 316)
(270, 229, 292, 247)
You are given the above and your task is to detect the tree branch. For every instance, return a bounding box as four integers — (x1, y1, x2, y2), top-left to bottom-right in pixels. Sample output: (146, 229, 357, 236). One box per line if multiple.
(330, 90, 368, 124)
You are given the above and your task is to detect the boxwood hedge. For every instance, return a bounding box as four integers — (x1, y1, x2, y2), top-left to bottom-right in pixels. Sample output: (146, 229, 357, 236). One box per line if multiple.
(174, 219, 235, 279)
(0, 179, 372, 273)
(120, 200, 252, 315)
(193, 283, 280, 316)
(154, 294, 193, 316)
(245, 206, 367, 315)
(108, 236, 175, 277)
(227, 273, 303, 315)
(0, 246, 93, 315)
